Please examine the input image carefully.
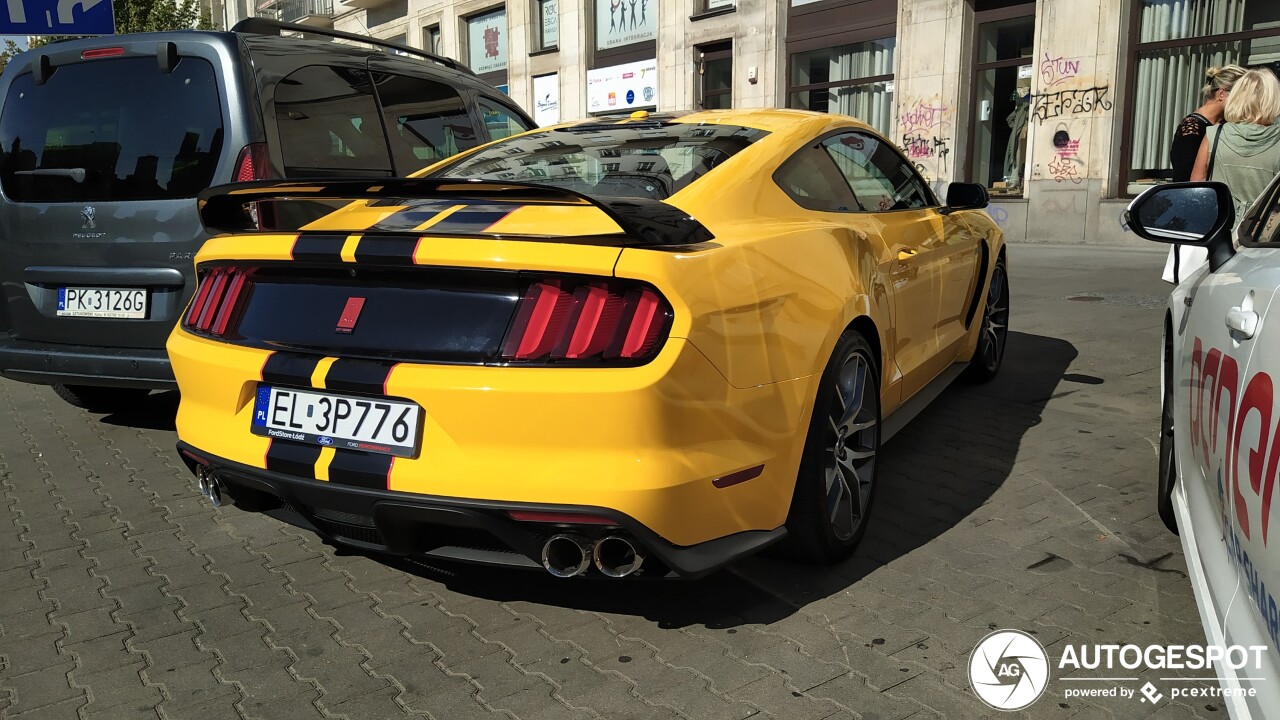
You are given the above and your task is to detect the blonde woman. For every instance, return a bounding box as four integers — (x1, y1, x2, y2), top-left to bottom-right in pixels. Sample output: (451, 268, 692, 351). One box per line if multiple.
(1166, 69, 1280, 282)
(1171, 65, 1247, 182)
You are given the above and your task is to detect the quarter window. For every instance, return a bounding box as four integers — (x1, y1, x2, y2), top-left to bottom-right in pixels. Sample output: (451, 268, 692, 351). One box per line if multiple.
(373, 73, 481, 174)
(478, 98, 533, 142)
(822, 133, 932, 211)
(274, 65, 391, 177)
(775, 144, 862, 213)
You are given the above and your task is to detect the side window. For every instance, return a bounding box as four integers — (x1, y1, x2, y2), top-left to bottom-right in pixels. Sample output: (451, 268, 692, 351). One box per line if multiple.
(274, 65, 392, 177)
(821, 133, 933, 212)
(373, 73, 481, 174)
(1249, 182, 1280, 245)
(478, 98, 533, 142)
(774, 144, 862, 213)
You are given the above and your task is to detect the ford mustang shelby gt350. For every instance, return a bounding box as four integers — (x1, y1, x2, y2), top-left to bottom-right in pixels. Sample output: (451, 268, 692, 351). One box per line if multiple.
(168, 110, 1008, 578)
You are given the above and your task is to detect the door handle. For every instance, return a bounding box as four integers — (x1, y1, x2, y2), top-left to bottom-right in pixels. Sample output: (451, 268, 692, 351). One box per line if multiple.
(897, 248, 918, 261)
(1226, 307, 1259, 338)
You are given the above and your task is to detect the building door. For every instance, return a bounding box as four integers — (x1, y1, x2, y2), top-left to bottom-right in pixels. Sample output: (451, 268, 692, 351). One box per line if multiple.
(966, 3, 1036, 197)
(698, 41, 733, 109)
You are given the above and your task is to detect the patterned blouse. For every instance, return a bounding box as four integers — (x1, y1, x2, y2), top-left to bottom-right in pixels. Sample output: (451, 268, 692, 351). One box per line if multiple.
(1170, 113, 1212, 182)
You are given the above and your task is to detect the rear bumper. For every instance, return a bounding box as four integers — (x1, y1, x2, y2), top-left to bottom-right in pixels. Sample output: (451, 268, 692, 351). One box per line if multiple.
(177, 442, 786, 579)
(0, 334, 175, 388)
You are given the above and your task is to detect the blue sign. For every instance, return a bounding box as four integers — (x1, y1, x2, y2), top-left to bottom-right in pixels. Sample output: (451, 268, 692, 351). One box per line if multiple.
(626, 89, 635, 104)
(0, 0, 116, 36)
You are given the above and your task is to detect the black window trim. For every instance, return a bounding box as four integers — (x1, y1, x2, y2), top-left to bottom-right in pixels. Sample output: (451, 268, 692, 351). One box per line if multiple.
(772, 128, 939, 214)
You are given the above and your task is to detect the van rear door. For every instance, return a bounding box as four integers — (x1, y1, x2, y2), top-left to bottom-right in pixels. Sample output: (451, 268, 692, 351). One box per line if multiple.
(0, 41, 235, 355)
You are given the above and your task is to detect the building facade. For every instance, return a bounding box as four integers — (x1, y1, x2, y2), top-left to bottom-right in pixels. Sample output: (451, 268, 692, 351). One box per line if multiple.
(234, 0, 1280, 244)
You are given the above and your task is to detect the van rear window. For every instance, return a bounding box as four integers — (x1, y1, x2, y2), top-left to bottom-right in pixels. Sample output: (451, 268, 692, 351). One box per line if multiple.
(0, 56, 224, 202)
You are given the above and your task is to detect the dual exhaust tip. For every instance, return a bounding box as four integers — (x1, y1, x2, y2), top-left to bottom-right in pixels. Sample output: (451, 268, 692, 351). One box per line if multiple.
(542, 533, 645, 578)
(195, 466, 226, 508)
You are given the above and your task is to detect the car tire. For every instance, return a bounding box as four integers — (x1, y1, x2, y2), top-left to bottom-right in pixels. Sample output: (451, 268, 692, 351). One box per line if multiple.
(965, 256, 1009, 382)
(784, 329, 881, 564)
(52, 384, 151, 412)
(1157, 327, 1179, 534)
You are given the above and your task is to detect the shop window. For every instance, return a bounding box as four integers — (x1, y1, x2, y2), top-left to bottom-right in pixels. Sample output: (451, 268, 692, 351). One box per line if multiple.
(533, 0, 558, 51)
(787, 38, 895, 137)
(595, 0, 656, 53)
(1126, 0, 1280, 193)
(699, 41, 733, 109)
(467, 7, 509, 84)
(967, 8, 1035, 197)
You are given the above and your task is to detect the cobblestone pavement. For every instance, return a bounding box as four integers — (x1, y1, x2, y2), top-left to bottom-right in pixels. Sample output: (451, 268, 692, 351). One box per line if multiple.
(0, 244, 1223, 719)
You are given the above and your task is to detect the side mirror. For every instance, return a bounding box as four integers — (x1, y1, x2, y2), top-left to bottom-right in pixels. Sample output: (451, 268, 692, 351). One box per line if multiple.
(1124, 182, 1236, 272)
(942, 182, 989, 213)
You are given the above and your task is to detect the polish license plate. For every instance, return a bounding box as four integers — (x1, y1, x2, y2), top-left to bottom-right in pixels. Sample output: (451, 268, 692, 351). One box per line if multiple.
(57, 287, 148, 318)
(251, 385, 422, 458)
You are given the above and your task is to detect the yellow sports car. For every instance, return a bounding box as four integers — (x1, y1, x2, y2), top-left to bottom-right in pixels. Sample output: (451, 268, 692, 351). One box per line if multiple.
(169, 109, 1007, 579)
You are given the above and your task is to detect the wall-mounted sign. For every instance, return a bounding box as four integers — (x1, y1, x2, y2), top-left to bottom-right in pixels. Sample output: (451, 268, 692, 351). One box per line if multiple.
(467, 8, 508, 75)
(586, 58, 658, 113)
(533, 73, 560, 125)
(594, 0, 656, 51)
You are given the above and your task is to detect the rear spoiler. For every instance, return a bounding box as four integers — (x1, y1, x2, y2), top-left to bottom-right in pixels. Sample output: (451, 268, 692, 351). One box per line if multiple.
(196, 178, 715, 248)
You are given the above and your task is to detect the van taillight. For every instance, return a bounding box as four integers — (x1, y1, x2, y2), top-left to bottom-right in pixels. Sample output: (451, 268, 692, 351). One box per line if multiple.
(233, 143, 274, 228)
(500, 278, 671, 364)
(184, 267, 251, 337)
(234, 143, 271, 182)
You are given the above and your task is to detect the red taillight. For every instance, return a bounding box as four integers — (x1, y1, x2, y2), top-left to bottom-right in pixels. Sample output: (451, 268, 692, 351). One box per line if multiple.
(500, 278, 671, 364)
(233, 143, 272, 182)
(81, 47, 125, 59)
(183, 267, 252, 337)
(233, 143, 274, 229)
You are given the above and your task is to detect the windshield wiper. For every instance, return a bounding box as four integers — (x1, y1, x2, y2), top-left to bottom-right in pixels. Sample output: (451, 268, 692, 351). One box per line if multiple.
(15, 168, 87, 183)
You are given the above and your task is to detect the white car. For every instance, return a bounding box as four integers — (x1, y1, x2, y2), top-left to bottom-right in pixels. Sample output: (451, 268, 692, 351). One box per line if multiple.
(1128, 179, 1280, 717)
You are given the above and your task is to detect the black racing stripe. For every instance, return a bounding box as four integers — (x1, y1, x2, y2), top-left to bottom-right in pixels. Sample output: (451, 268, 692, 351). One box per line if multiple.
(424, 208, 514, 234)
(291, 233, 347, 262)
(261, 352, 323, 387)
(323, 358, 396, 396)
(368, 202, 456, 231)
(353, 233, 418, 265)
(327, 450, 393, 489)
(265, 439, 322, 479)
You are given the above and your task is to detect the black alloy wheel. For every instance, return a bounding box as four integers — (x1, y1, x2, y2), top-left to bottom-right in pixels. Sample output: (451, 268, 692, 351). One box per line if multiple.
(785, 330, 881, 562)
(967, 257, 1009, 382)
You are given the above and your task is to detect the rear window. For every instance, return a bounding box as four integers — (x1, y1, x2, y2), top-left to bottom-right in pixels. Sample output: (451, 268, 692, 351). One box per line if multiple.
(0, 56, 224, 202)
(432, 122, 768, 200)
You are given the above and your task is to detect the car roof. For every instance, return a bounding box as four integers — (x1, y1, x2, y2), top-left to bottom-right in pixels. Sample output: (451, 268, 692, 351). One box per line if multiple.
(13, 28, 480, 85)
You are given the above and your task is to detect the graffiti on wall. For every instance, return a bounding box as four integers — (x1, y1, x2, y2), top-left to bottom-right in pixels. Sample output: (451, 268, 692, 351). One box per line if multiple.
(897, 96, 952, 188)
(1030, 85, 1112, 122)
(1039, 54, 1083, 88)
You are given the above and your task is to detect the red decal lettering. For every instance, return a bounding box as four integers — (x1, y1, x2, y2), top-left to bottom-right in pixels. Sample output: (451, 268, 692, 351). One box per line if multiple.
(1233, 372, 1272, 542)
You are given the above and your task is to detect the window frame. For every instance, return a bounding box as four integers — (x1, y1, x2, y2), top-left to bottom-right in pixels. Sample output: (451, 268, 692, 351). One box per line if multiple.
(423, 23, 441, 55)
(783, 30, 897, 137)
(1119, 0, 1280, 197)
(532, 0, 559, 53)
(273, 64, 394, 178)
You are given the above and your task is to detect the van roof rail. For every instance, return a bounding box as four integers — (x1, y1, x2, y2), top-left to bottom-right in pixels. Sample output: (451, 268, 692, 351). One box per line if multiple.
(230, 18, 474, 75)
